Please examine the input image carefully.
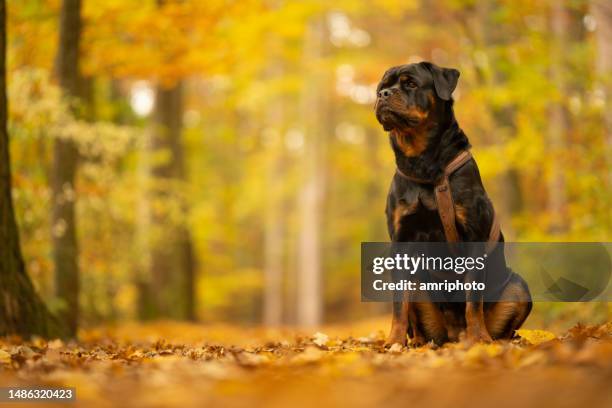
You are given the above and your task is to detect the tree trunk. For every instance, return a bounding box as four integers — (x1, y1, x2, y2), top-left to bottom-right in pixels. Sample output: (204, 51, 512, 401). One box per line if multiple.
(142, 81, 196, 320)
(296, 19, 328, 327)
(263, 197, 284, 326)
(52, 0, 81, 337)
(455, 1, 524, 236)
(136, 125, 153, 320)
(179, 227, 196, 321)
(263, 68, 286, 327)
(0, 0, 65, 338)
(590, 0, 612, 183)
(547, 2, 569, 233)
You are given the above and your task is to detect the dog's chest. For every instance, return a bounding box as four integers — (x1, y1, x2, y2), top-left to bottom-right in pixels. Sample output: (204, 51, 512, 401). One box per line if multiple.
(392, 182, 449, 241)
(398, 185, 437, 212)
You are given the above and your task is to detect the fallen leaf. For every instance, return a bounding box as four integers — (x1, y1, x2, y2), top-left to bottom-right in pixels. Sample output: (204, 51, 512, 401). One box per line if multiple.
(465, 343, 504, 364)
(388, 343, 404, 354)
(312, 332, 329, 348)
(516, 329, 556, 345)
(0, 349, 11, 365)
(47, 339, 64, 349)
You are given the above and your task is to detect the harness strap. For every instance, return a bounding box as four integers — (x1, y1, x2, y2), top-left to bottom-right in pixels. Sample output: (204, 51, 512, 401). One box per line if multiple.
(395, 150, 500, 253)
(485, 213, 500, 253)
(434, 176, 460, 243)
(395, 167, 431, 184)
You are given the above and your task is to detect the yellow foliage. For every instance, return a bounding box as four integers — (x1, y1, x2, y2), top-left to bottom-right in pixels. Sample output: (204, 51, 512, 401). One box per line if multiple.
(516, 329, 557, 345)
(6, 0, 611, 325)
(0, 321, 611, 406)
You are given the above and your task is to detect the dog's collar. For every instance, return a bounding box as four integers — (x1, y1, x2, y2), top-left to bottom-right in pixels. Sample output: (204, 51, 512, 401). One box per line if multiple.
(395, 150, 473, 184)
(395, 168, 434, 184)
(394, 149, 499, 254)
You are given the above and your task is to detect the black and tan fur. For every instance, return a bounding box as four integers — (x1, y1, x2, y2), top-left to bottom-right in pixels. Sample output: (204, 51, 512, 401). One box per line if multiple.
(375, 62, 532, 346)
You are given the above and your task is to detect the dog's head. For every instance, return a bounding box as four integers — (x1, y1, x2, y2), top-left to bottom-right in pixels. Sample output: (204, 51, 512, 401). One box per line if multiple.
(375, 62, 459, 132)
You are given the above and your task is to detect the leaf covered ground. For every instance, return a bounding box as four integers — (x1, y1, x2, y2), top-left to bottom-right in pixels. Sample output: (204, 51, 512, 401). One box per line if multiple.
(1, 320, 611, 408)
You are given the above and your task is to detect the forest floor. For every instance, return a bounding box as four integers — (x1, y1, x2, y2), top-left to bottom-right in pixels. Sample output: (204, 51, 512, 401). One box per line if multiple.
(0, 318, 611, 408)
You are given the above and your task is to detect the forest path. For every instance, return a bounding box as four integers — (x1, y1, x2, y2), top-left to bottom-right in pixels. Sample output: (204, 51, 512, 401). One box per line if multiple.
(0, 320, 611, 408)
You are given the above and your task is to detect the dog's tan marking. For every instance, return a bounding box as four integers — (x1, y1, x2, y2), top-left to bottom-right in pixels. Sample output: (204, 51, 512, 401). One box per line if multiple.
(414, 302, 447, 344)
(455, 204, 468, 227)
(484, 279, 532, 339)
(466, 301, 493, 342)
(386, 292, 410, 346)
(393, 200, 418, 234)
(391, 129, 429, 157)
(485, 302, 519, 337)
(408, 304, 426, 346)
(406, 107, 428, 120)
(428, 93, 436, 107)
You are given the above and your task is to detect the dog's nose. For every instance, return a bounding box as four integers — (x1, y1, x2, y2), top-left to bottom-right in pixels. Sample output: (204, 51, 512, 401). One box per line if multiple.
(378, 88, 392, 98)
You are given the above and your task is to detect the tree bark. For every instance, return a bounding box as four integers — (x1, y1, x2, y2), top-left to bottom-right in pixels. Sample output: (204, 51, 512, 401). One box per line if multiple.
(51, 0, 81, 337)
(590, 0, 612, 183)
(141, 81, 196, 320)
(0, 0, 66, 338)
(547, 1, 569, 233)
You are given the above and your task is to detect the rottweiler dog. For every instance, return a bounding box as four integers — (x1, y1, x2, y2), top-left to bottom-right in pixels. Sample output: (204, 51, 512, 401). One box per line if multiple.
(375, 61, 532, 346)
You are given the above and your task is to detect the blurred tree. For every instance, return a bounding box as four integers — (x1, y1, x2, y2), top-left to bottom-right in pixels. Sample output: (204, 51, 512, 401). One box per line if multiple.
(142, 80, 196, 320)
(4, 0, 610, 327)
(52, 0, 81, 336)
(134, 0, 197, 321)
(297, 17, 329, 327)
(547, 1, 570, 233)
(590, 0, 611, 182)
(263, 64, 286, 327)
(0, 0, 64, 338)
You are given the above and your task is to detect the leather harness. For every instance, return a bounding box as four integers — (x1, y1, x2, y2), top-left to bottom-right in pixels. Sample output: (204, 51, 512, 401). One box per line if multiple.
(395, 150, 500, 254)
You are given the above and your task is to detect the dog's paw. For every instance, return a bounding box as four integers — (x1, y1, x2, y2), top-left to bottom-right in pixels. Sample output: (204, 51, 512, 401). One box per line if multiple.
(385, 331, 407, 348)
(409, 334, 426, 348)
(466, 328, 494, 344)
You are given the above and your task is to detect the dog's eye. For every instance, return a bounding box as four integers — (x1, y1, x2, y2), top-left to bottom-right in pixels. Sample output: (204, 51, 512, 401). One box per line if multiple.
(404, 81, 418, 89)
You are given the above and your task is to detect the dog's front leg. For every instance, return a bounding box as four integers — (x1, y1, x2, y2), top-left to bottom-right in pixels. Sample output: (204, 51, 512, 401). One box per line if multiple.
(386, 292, 410, 346)
(464, 245, 493, 343)
(465, 297, 492, 343)
(407, 301, 426, 346)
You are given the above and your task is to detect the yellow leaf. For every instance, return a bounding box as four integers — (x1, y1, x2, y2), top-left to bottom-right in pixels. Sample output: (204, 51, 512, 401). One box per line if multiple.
(0, 350, 11, 365)
(388, 343, 404, 354)
(465, 343, 503, 362)
(312, 332, 329, 347)
(47, 339, 64, 349)
(516, 329, 556, 345)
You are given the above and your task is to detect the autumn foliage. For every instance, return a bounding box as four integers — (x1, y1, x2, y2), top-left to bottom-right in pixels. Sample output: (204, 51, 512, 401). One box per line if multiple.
(0, 0, 610, 406)
(0, 321, 611, 407)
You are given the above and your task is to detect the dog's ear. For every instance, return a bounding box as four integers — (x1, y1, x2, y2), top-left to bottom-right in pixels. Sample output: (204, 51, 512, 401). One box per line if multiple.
(420, 62, 460, 101)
